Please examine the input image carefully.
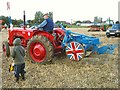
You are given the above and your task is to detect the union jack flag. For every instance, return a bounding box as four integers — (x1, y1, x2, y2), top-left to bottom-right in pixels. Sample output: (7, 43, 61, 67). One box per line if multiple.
(66, 42, 84, 61)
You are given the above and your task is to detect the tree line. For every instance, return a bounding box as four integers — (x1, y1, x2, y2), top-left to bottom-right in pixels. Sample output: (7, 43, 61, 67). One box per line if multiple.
(0, 15, 23, 26)
(0, 11, 116, 27)
(0, 11, 53, 27)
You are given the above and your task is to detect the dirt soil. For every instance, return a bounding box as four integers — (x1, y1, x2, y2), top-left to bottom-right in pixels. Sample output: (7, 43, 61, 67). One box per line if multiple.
(1, 28, 119, 88)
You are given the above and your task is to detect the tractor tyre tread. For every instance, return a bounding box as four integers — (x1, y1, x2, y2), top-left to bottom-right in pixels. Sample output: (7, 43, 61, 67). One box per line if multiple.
(27, 35, 54, 64)
(2, 41, 10, 57)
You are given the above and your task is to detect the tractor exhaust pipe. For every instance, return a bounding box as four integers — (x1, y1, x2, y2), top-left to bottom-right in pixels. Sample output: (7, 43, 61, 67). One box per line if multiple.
(23, 10, 26, 29)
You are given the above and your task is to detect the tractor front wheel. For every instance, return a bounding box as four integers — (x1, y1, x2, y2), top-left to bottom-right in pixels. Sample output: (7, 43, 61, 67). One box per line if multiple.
(2, 41, 10, 57)
(27, 35, 54, 64)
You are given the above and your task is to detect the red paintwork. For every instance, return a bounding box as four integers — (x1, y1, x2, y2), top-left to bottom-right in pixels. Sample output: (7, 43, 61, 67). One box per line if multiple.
(29, 42, 46, 63)
(90, 27, 101, 31)
(8, 27, 65, 57)
(8, 28, 34, 46)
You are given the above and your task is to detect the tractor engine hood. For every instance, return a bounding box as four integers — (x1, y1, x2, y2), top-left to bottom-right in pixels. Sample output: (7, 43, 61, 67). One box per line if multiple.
(9, 27, 37, 32)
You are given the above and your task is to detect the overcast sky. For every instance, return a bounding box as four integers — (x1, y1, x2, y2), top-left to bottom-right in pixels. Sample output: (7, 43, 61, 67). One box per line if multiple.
(0, 0, 119, 22)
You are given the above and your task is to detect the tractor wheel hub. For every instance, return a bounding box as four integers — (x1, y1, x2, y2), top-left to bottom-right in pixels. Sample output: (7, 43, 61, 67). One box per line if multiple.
(33, 44, 45, 57)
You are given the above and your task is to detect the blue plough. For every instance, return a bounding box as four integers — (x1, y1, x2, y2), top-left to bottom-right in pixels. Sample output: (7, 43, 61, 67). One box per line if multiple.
(59, 24, 117, 60)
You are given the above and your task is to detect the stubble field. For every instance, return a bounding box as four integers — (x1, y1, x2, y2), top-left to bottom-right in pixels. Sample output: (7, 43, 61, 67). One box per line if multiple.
(0, 28, 119, 88)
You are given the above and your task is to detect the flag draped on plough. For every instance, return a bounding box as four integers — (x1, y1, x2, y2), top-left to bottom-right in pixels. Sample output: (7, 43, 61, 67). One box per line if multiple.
(66, 42, 85, 61)
(7, 1, 12, 27)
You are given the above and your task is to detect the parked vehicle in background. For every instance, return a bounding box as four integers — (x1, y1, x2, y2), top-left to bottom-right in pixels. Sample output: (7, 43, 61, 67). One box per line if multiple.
(106, 24, 120, 37)
(88, 25, 101, 32)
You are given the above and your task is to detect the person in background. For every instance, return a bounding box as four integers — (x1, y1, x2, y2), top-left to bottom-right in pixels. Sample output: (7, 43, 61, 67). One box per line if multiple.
(12, 38, 26, 82)
(37, 13, 54, 34)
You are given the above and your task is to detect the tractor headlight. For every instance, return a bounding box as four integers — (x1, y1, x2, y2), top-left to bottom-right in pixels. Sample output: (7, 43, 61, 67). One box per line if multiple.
(106, 30, 110, 32)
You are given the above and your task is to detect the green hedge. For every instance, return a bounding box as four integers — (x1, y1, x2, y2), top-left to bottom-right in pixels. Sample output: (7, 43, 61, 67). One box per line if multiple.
(68, 25, 88, 28)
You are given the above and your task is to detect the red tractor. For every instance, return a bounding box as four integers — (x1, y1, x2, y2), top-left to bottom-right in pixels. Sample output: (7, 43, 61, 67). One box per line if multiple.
(2, 26, 65, 64)
(2, 11, 65, 64)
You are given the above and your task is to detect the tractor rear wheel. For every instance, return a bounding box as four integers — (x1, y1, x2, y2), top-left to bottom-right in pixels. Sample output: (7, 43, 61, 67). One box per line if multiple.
(27, 35, 54, 64)
(2, 41, 10, 57)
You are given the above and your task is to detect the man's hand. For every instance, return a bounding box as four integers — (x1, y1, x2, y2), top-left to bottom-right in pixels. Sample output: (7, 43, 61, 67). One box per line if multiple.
(37, 28, 43, 31)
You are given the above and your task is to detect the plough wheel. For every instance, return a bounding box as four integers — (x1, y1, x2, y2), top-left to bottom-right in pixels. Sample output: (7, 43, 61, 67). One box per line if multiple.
(85, 50, 93, 57)
(65, 41, 85, 61)
(2, 41, 10, 57)
(84, 45, 94, 57)
(27, 35, 54, 64)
